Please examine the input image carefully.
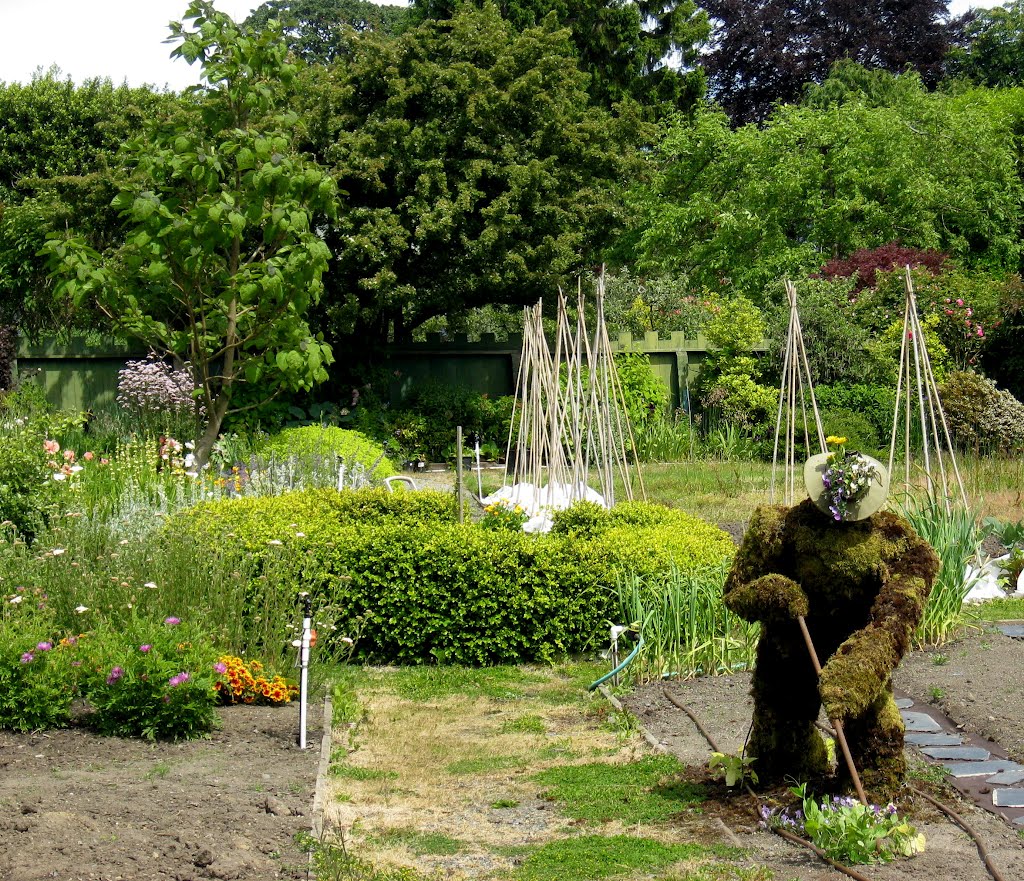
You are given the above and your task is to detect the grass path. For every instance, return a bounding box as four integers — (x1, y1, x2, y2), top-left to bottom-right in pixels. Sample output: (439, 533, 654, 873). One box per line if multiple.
(316, 663, 768, 881)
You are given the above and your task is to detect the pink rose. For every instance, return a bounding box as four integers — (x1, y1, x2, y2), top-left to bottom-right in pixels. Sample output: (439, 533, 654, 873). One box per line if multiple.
(43, 440, 59, 455)
(83, 451, 94, 461)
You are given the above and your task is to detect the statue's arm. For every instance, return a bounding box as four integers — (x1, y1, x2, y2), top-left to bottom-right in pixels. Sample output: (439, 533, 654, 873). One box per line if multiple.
(819, 522, 940, 720)
(724, 505, 807, 623)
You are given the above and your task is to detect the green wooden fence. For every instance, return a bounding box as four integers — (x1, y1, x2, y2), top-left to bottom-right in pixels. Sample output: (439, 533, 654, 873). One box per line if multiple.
(13, 333, 766, 413)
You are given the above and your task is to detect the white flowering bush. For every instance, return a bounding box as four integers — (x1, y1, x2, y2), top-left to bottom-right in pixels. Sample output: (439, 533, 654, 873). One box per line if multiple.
(116, 357, 203, 439)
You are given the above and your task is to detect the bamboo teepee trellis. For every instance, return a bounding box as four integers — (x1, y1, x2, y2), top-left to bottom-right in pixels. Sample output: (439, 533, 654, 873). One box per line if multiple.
(887, 267, 968, 511)
(770, 280, 826, 505)
(503, 273, 644, 510)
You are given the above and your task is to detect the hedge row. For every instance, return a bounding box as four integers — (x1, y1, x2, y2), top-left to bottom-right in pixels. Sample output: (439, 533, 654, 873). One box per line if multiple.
(257, 426, 400, 478)
(171, 489, 734, 665)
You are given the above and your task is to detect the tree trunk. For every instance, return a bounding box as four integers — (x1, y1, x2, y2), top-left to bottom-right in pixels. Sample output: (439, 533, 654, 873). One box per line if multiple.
(194, 392, 232, 470)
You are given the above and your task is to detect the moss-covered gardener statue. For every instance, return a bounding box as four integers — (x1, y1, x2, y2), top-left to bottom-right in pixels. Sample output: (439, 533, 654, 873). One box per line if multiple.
(724, 438, 939, 797)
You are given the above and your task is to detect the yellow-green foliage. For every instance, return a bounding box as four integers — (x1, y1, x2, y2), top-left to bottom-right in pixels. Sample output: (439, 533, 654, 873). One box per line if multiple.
(257, 425, 399, 478)
(173, 493, 733, 664)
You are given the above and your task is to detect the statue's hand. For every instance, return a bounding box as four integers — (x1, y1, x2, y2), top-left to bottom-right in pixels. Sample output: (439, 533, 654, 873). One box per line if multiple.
(818, 658, 852, 722)
(724, 574, 808, 622)
(819, 637, 886, 722)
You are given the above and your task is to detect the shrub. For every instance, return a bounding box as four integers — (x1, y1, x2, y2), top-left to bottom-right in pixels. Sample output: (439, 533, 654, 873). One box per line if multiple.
(174, 492, 734, 665)
(258, 425, 398, 478)
(0, 428, 60, 542)
(0, 587, 79, 731)
(613, 352, 670, 431)
(939, 371, 1024, 453)
(814, 384, 896, 441)
(82, 617, 221, 741)
(818, 408, 880, 455)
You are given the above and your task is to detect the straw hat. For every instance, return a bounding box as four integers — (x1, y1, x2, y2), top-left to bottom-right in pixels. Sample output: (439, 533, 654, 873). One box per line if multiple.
(804, 451, 889, 522)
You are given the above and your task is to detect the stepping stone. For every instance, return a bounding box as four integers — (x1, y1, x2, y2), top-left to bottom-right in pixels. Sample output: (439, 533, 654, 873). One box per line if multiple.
(943, 760, 1022, 778)
(1014, 816, 1024, 826)
(993, 789, 1024, 807)
(905, 732, 963, 747)
(901, 711, 941, 732)
(995, 624, 1024, 639)
(987, 770, 1024, 785)
(895, 698, 914, 709)
(922, 746, 991, 761)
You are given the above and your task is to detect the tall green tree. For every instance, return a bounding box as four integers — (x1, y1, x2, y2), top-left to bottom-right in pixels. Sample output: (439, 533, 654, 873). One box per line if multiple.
(245, 0, 411, 63)
(410, 0, 709, 115)
(45, 2, 336, 463)
(624, 67, 1023, 299)
(0, 73, 175, 336)
(296, 3, 633, 353)
(947, 0, 1024, 87)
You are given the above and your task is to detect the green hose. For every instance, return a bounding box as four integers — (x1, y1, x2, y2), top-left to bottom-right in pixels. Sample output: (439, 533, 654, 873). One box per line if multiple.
(588, 634, 644, 692)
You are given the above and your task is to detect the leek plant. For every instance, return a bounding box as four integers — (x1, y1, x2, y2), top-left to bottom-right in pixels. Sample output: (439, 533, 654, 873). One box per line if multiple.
(901, 497, 983, 647)
(615, 563, 758, 683)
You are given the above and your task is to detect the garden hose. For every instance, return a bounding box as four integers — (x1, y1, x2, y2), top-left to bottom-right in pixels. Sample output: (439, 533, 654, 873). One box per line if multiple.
(588, 634, 644, 692)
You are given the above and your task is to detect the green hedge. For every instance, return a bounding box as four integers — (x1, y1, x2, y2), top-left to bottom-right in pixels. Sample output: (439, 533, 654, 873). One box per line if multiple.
(257, 426, 399, 479)
(171, 491, 734, 665)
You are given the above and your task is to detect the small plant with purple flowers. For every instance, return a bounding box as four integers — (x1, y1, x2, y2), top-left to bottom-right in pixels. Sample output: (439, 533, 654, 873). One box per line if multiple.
(116, 356, 204, 440)
(80, 615, 221, 741)
(762, 782, 924, 865)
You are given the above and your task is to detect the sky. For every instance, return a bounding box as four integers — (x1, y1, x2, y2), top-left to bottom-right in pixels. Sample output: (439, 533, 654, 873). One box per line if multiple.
(0, 0, 1009, 93)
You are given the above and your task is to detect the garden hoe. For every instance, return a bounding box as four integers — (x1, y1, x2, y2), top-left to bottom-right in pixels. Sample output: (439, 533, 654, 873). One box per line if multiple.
(796, 614, 868, 806)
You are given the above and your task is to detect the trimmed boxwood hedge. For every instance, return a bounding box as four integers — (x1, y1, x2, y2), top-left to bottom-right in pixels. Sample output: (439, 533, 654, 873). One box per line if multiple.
(170, 489, 734, 665)
(256, 425, 399, 478)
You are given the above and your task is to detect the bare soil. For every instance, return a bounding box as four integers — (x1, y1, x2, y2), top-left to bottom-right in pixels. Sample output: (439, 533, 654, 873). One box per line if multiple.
(0, 703, 322, 881)
(622, 626, 1024, 881)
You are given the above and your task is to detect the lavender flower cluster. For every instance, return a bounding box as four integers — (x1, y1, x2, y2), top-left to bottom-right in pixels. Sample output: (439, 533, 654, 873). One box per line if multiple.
(117, 357, 205, 420)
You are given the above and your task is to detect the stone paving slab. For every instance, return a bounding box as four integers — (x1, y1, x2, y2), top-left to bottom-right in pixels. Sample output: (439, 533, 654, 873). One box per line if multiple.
(993, 789, 1024, 807)
(901, 710, 942, 732)
(943, 759, 1022, 778)
(922, 746, 991, 761)
(994, 623, 1024, 639)
(987, 770, 1024, 785)
(905, 732, 963, 747)
(895, 697, 914, 709)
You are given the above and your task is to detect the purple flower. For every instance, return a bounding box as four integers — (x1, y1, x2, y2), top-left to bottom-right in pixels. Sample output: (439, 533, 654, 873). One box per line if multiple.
(36, 641, 53, 652)
(164, 616, 181, 626)
(20, 652, 34, 664)
(139, 644, 153, 653)
(106, 666, 125, 685)
(168, 672, 191, 688)
(213, 662, 227, 674)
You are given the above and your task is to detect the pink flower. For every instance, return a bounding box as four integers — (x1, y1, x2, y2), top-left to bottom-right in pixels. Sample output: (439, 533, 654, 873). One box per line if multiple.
(36, 641, 52, 651)
(139, 644, 153, 653)
(20, 652, 34, 664)
(63, 449, 75, 462)
(168, 672, 191, 687)
(163, 616, 181, 626)
(83, 451, 94, 461)
(43, 440, 59, 455)
(977, 326, 984, 337)
(213, 662, 227, 674)
(956, 299, 964, 306)
(100, 458, 110, 465)
(106, 666, 124, 684)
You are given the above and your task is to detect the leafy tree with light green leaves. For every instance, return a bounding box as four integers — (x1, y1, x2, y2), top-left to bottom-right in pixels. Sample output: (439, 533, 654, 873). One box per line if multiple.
(296, 2, 633, 352)
(45, 2, 336, 465)
(947, 0, 1024, 87)
(623, 65, 1024, 302)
